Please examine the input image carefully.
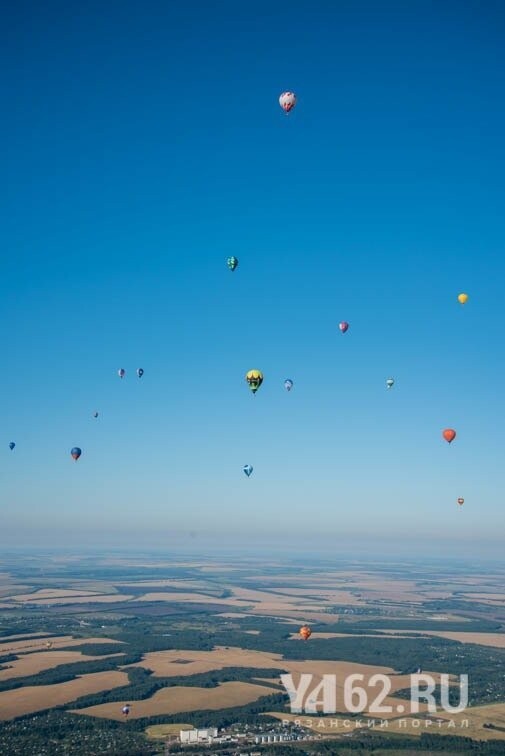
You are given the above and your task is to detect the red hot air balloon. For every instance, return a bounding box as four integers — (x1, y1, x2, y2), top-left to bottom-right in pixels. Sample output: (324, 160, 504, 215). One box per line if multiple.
(339, 322, 349, 333)
(457, 498, 464, 506)
(442, 429, 456, 444)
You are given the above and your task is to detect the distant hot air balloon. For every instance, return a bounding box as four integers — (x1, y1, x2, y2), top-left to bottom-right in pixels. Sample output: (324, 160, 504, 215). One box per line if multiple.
(279, 91, 297, 114)
(299, 625, 312, 641)
(71, 447, 82, 461)
(93, 411, 99, 419)
(457, 497, 464, 506)
(45, 641, 53, 649)
(227, 256, 238, 271)
(118, 368, 125, 379)
(339, 322, 349, 333)
(9, 442, 15, 450)
(246, 370, 263, 394)
(137, 368, 144, 378)
(284, 379, 293, 392)
(122, 705, 131, 718)
(457, 293, 468, 304)
(243, 464, 253, 477)
(442, 429, 456, 444)
(386, 378, 394, 389)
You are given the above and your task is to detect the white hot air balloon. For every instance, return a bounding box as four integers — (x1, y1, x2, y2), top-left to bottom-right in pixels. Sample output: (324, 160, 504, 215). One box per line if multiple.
(279, 91, 297, 114)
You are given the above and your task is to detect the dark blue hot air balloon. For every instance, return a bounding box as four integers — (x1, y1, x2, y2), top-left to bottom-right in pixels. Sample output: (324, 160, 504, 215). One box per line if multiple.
(137, 368, 144, 378)
(71, 447, 82, 461)
(9, 442, 15, 450)
(243, 464, 253, 477)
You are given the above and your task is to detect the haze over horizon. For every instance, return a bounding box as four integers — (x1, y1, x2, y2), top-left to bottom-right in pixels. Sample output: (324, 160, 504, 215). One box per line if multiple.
(2, 0, 504, 557)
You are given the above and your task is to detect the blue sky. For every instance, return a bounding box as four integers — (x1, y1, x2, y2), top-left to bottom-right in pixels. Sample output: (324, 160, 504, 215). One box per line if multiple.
(1, 0, 504, 555)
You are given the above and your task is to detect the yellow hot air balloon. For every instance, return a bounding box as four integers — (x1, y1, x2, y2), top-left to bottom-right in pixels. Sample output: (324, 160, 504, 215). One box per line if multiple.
(458, 293, 468, 304)
(245, 369, 263, 394)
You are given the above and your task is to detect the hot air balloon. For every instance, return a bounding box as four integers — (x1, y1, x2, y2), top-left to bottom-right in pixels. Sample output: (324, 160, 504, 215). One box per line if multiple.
(284, 379, 293, 392)
(457, 293, 468, 304)
(339, 322, 349, 333)
(9, 442, 15, 450)
(71, 447, 82, 461)
(299, 625, 312, 641)
(279, 91, 297, 114)
(227, 256, 238, 271)
(93, 411, 99, 419)
(118, 368, 125, 379)
(45, 641, 53, 649)
(457, 498, 464, 506)
(442, 429, 456, 444)
(386, 378, 394, 389)
(246, 369, 263, 394)
(137, 368, 144, 378)
(243, 464, 253, 477)
(122, 705, 131, 718)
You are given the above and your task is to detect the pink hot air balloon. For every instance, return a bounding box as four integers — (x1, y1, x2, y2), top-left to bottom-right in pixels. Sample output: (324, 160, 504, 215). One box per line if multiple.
(279, 91, 297, 114)
(339, 322, 349, 333)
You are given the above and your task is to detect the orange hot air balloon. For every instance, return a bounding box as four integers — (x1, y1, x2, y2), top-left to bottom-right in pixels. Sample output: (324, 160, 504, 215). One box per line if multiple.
(442, 429, 456, 444)
(457, 498, 464, 506)
(299, 625, 312, 641)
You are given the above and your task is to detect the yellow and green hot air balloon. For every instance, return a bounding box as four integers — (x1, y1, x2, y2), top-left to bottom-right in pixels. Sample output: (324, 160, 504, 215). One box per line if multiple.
(246, 369, 263, 394)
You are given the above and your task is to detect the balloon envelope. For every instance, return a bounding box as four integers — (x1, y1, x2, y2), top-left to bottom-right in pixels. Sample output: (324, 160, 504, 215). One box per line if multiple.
(299, 625, 312, 641)
(137, 368, 144, 378)
(93, 411, 99, 418)
(457, 293, 468, 304)
(246, 369, 263, 393)
(386, 378, 394, 389)
(284, 379, 293, 391)
(243, 464, 253, 477)
(339, 322, 349, 333)
(118, 368, 125, 378)
(442, 429, 456, 443)
(279, 91, 297, 113)
(71, 447, 82, 461)
(227, 256, 238, 271)
(9, 442, 15, 450)
(457, 498, 464, 505)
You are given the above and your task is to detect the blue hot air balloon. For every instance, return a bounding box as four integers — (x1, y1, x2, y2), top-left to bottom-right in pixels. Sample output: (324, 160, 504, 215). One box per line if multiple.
(243, 464, 253, 477)
(137, 368, 144, 378)
(71, 447, 82, 461)
(9, 442, 15, 450)
(284, 379, 294, 392)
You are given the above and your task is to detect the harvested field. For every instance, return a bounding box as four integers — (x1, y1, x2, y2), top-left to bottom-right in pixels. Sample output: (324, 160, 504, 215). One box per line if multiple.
(0, 633, 51, 642)
(0, 650, 124, 680)
(73, 681, 277, 720)
(378, 630, 505, 648)
(0, 636, 121, 655)
(8, 589, 107, 602)
(0, 670, 129, 720)
(6, 594, 134, 606)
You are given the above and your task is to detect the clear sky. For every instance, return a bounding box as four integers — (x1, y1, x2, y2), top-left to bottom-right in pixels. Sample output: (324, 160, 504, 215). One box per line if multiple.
(1, 0, 504, 556)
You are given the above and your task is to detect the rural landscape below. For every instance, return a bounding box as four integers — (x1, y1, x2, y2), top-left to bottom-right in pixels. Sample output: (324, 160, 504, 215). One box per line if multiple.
(1, 551, 505, 754)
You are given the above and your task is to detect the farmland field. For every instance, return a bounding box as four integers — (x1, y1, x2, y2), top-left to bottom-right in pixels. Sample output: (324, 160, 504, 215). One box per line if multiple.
(0, 552, 504, 754)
